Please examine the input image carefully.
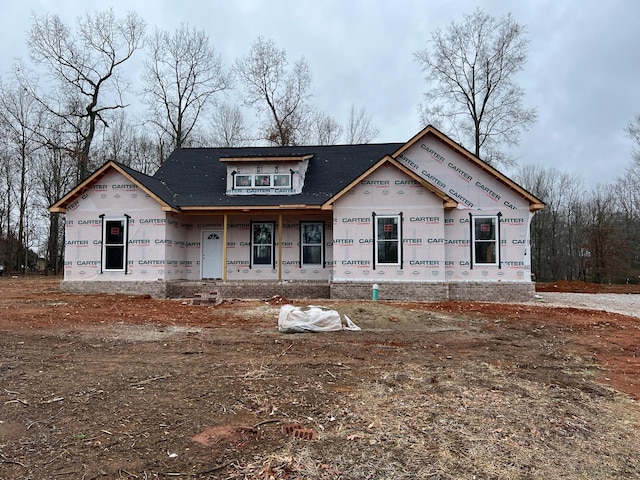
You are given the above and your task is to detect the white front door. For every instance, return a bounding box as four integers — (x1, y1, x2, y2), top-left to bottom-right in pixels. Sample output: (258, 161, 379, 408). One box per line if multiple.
(202, 231, 223, 279)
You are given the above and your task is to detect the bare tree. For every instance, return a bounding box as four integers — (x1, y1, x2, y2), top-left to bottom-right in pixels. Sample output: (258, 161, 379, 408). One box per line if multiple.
(626, 113, 640, 162)
(415, 8, 536, 166)
(0, 143, 12, 271)
(26, 9, 145, 181)
(345, 105, 379, 144)
(312, 105, 377, 146)
(128, 132, 167, 175)
(0, 74, 43, 272)
(142, 23, 230, 150)
(34, 140, 74, 274)
(234, 36, 314, 146)
(312, 112, 343, 145)
(584, 184, 630, 283)
(516, 126, 640, 284)
(98, 110, 132, 164)
(94, 110, 163, 173)
(617, 154, 640, 226)
(615, 169, 640, 283)
(515, 163, 586, 282)
(616, 115, 640, 281)
(209, 103, 249, 147)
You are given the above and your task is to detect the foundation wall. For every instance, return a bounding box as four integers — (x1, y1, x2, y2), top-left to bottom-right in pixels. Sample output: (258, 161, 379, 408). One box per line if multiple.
(165, 281, 331, 300)
(60, 280, 168, 298)
(447, 281, 536, 302)
(61, 279, 535, 302)
(329, 281, 534, 302)
(330, 281, 450, 301)
(60, 280, 331, 300)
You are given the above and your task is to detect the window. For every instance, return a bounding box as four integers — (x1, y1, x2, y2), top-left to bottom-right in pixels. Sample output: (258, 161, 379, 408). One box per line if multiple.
(301, 222, 323, 266)
(255, 174, 271, 187)
(274, 174, 291, 187)
(473, 216, 498, 265)
(251, 222, 275, 267)
(234, 172, 292, 189)
(235, 174, 252, 187)
(375, 215, 400, 265)
(102, 218, 127, 271)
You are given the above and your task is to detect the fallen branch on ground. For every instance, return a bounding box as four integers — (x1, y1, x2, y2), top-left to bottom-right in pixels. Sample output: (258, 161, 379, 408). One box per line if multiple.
(129, 375, 172, 388)
(198, 459, 237, 475)
(0, 453, 26, 468)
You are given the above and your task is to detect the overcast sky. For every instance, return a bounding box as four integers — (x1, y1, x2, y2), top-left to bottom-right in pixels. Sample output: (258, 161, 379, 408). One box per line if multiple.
(1, 0, 638, 188)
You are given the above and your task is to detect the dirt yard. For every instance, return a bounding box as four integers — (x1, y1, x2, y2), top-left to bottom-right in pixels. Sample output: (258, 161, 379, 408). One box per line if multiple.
(1, 277, 639, 479)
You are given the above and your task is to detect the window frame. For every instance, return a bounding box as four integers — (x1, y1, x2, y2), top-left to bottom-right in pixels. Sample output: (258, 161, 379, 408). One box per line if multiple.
(471, 215, 500, 267)
(374, 213, 402, 267)
(101, 216, 129, 273)
(255, 174, 271, 187)
(234, 172, 292, 190)
(300, 221, 324, 267)
(250, 221, 276, 268)
(234, 174, 253, 188)
(273, 174, 291, 188)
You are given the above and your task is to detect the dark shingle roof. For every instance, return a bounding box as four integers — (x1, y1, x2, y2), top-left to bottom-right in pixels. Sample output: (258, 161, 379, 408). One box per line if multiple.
(152, 144, 403, 208)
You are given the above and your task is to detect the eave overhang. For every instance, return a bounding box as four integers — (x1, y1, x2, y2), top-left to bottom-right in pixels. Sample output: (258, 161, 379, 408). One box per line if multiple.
(178, 204, 327, 215)
(219, 154, 314, 163)
(48, 161, 177, 214)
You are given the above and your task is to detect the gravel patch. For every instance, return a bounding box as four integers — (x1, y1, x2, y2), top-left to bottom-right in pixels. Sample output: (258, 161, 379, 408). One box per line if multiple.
(527, 292, 640, 319)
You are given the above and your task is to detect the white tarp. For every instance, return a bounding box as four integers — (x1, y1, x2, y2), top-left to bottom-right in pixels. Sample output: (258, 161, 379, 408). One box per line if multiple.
(278, 304, 361, 333)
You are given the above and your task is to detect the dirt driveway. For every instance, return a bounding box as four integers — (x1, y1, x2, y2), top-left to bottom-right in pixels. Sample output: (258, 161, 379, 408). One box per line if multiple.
(1, 277, 639, 479)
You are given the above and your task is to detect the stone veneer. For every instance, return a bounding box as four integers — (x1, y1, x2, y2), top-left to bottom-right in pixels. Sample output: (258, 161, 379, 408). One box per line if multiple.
(330, 281, 535, 302)
(60, 280, 168, 298)
(61, 280, 535, 302)
(60, 280, 331, 300)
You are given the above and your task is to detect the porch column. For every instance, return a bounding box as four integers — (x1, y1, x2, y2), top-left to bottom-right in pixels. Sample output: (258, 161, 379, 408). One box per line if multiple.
(223, 214, 228, 282)
(278, 213, 283, 282)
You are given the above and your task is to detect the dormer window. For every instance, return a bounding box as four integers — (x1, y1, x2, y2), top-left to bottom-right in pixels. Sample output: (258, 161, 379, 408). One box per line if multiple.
(235, 175, 252, 188)
(256, 174, 271, 187)
(233, 172, 291, 189)
(274, 174, 291, 187)
(224, 154, 312, 195)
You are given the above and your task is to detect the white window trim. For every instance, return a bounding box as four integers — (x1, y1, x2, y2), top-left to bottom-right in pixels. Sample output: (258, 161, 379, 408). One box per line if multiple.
(300, 222, 324, 267)
(250, 222, 275, 267)
(472, 215, 499, 266)
(234, 173, 291, 189)
(375, 214, 401, 266)
(234, 174, 253, 188)
(101, 216, 128, 272)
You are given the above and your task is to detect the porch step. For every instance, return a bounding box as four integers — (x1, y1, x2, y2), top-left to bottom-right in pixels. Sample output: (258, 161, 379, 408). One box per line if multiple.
(191, 290, 222, 306)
